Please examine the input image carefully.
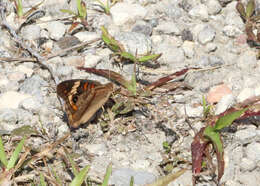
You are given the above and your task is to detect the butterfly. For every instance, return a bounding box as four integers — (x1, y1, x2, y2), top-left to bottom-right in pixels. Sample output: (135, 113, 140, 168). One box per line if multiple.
(57, 79, 113, 128)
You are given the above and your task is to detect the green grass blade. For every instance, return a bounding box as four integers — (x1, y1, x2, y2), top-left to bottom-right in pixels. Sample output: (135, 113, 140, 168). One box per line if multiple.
(129, 176, 134, 186)
(0, 136, 8, 167)
(101, 163, 112, 186)
(60, 9, 78, 16)
(138, 53, 162, 63)
(67, 153, 79, 176)
(120, 52, 136, 61)
(6, 136, 25, 170)
(17, 0, 23, 18)
(70, 165, 90, 186)
(214, 108, 248, 131)
(40, 173, 47, 186)
(204, 126, 223, 154)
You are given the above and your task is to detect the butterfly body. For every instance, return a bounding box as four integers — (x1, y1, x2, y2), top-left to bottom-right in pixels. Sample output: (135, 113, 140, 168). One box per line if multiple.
(57, 79, 113, 128)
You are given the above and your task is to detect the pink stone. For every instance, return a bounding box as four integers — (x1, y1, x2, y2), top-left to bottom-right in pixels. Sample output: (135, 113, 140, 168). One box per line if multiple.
(206, 84, 232, 104)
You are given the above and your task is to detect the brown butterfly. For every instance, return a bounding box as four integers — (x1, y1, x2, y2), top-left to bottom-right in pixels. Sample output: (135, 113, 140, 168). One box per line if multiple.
(57, 79, 114, 128)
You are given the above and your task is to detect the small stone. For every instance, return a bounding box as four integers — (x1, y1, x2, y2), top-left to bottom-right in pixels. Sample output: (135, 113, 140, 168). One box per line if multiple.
(207, 84, 232, 104)
(0, 91, 31, 109)
(110, 3, 147, 25)
(205, 43, 217, 52)
(181, 29, 193, 41)
(237, 88, 255, 102)
(114, 32, 152, 55)
(16, 65, 33, 77)
(57, 36, 80, 49)
(160, 46, 185, 68)
(45, 21, 66, 40)
(235, 127, 257, 145)
(215, 94, 235, 115)
(7, 72, 25, 82)
(206, 0, 222, 15)
(223, 25, 242, 38)
(237, 51, 257, 70)
(84, 54, 102, 67)
(74, 31, 100, 42)
(188, 4, 209, 21)
(109, 168, 156, 186)
(208, 55, 224, 66)
(56, 65, 73, 77)
(84, 144, 107, 156)
(63, 56, 85, 67)
(185, 105, 203, 117)
(240, 158, 256, 171)
(155, 21, 180, 35)
(246, 142, 260, 162)
(21, 25, 41, 41)
(198, 26, 216, 45)
(19, 97, 41, 113)
(131, 21, 153, 36)
(182, 41, 195, 58)
(0, 109, 17, 128)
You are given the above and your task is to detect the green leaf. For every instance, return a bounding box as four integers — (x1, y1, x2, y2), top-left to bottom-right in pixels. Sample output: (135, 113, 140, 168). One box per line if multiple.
(40, 173, 47, 186)
(138, 53, 162, 63)
(120, 52, 136, 61)
(101, 26, 122, 52)
(70, 165, 90, 186)
(246, 0, 255, 19)
(60, 9, 78, 16)
(129, 176, 134, 186)
(204, 126, 223, 154)
(0, 136, 8, 167)
(6, 136, 25, 170)
(17, 0, 23, 18)
(67, 153, 79, 176)
(236, 2, 247, 21)
(101, 163, 112, 186)
(130, 73, 137, 95)
(202, 95, 210, 118)
(214, 108, 248, 131)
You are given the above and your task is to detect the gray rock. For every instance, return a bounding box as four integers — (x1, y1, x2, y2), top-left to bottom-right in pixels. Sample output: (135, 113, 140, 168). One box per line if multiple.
(237, 171, 260, 186)
(85, 143, 107, 156)
(205, 43, 217, 52)
(109, 168, 156, 186)
(131, 21, 153, 36)
(235, 127, 257, 145)
(237, 51, 257, 70)
(0, 91, 31, 109)
(215, 94, 235, 115)
(224, 12, 244, 30)
(19, 97, 40, 113)
(240, 158, 256, 171)
(237, 88, 255, 103)
(55, 65, 73, 77)
(195, 56, 210, 67)
(223, 25, 242, 38)
(45, 21, 66, 40)
(110, 3, 147, 25)
(0, 109, 17, 129)
(19, 75, 47, 103)
(188, 4, 209, 21)
(84, 53, 102, 68)
(21, 25, 41, 41)
(246, 142, 260, 162)
(155, 21, 180, 35)
(157, 44, 185, 68)
(198, 25, 216, 45)
(74, 31, 100, 42)
(205, 0, 222, 15)
(182, 41, 195, 58)
(208, 55, 224, 66)
(114, 32, 152, 55)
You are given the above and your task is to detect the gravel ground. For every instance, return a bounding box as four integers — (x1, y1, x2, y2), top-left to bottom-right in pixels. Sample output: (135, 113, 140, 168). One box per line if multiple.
(1, 0, 260, 185)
